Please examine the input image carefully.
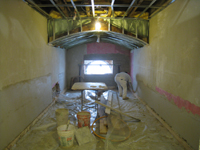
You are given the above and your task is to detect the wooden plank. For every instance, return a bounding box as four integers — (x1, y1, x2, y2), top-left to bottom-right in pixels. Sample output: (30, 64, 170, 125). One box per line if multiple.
(105, 91, 113, 114)
(105, 108, 110, 114)
(128, 0, 143, 17)
(85, 5, 91, 17)
(95, 100, 140, 122)
(56, 0, 69, 17)
(107, 7, 112, 17)
(104, 118, 108, 126)
(98, 95, 108, 134)
(98, 94, 107, 118)
(100, 118, 108, 134)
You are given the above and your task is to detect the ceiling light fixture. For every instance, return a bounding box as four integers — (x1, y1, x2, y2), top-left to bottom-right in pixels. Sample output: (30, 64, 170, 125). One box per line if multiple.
(95, 22, 101, 30)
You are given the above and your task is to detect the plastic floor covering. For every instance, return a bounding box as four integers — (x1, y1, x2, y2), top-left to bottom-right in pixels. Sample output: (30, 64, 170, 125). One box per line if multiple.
(11, 90, 185, 150)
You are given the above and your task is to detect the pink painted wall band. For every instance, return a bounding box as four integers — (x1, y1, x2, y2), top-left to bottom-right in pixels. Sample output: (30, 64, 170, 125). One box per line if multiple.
(87, 42, 130, 56)
(156, 87, 200, 116)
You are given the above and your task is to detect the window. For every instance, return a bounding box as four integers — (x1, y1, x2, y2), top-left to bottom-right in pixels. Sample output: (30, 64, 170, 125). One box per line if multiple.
(84, 60, 113, 75)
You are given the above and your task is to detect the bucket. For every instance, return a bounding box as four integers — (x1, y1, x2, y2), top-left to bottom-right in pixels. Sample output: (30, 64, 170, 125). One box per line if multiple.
(77, 111, 90, 128)
(57, 124, 75, 148)
(55, 108, 69, 127)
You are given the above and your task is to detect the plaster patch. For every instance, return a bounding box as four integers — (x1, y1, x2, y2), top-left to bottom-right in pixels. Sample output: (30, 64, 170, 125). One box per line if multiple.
(0, 13, 9, 39)
(156, 87, 200, 116)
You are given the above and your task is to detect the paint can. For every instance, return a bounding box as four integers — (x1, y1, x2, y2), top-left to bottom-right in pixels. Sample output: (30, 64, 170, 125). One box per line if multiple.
(77, 111, 91, 128)
(57, 124, 75, 148)
(55, 108, 69, 126)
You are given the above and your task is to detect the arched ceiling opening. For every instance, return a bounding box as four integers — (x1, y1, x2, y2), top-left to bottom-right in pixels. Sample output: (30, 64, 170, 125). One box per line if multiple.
(23, 0, 176, 50)
(49, 30, 147, 49)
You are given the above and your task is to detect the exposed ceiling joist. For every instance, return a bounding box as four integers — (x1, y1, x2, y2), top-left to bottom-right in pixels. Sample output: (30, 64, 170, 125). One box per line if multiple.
(128, 0, 144, 17)
(150, 0, 175, 18)
(91, 0, 95, 17)
(122, 0, 136, 19)
(111, 0, 115, 17)
(85, 3, 91, 17)
(49, 0, 67, 19)
(26, 0, 51, 18)
(70, 0, 81, 19)
(34, 4, 162, 9)
(137, 0, 157, 18)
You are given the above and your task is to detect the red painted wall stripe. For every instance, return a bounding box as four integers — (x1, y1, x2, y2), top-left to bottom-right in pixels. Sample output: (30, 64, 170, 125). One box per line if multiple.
(156, 87, 200, 116)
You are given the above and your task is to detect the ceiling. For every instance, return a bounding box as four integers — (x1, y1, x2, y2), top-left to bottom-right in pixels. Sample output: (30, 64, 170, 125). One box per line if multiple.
(24, 0, 175, 50)
(48, 30, 148, 49)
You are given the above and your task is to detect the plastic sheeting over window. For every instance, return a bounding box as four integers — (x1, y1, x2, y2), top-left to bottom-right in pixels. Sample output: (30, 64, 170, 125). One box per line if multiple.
(84, 60, 113, 75)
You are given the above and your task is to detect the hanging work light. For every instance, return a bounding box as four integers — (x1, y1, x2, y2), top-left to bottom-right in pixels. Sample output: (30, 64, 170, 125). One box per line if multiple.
(95, 22, 101, 30)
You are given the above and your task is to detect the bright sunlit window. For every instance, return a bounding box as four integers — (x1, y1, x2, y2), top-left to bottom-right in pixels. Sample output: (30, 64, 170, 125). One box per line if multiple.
(84, 60, 113, 75)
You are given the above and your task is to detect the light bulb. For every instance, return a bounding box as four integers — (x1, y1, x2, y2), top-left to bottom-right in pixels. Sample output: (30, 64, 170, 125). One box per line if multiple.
(95, 22, 101, 30)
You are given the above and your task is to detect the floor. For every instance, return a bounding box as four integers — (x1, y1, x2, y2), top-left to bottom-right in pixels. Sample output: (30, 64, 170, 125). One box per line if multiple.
(11, 90, 185, 150)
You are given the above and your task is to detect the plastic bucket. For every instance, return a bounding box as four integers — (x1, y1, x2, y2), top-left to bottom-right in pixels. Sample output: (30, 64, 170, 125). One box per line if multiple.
(55, 108, 69, 127)
(77, 111, 90, 128)
(57, 124, 75, 148)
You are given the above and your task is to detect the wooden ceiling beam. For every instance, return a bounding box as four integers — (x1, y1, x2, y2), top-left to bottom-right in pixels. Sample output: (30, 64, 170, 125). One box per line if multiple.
(56, 0, 69, 17)
(107, 7, 112, 17)
(122, 0, 136, 19)
(50, 0, 68, 18)
(85, 3, 91, 17)
(128, 0, 144, 17)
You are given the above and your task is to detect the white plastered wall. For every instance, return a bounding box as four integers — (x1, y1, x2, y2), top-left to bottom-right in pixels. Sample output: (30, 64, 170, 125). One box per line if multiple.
(0, 0, 67, 149)
(131, 0, 200, 149)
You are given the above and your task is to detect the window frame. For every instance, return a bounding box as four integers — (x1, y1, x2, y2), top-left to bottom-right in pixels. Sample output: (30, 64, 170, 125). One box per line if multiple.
(84, 60, 113, 75)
